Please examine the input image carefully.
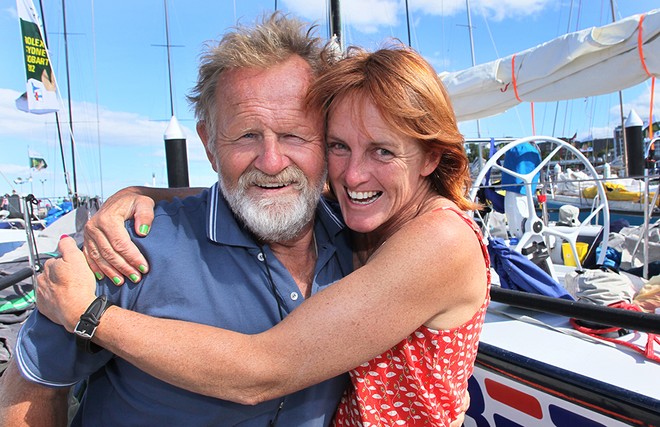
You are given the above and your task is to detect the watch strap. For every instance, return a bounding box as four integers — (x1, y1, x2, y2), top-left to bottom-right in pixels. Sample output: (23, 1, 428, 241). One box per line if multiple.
(74, 295, 112, 354)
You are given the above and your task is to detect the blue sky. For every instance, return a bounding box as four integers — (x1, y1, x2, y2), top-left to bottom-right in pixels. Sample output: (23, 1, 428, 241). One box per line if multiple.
(1, 0, 658, 200)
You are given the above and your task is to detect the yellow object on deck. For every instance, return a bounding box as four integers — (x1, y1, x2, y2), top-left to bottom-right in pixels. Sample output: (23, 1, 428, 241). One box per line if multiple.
(562, 242, 589, 267)
(582, 182, 658, 205)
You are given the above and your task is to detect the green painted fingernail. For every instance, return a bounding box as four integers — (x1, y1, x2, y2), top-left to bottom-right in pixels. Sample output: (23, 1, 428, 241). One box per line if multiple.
(139, 224, 150, 235)
(94, 272, 103, 281)
(112, 276, 122, 285)
(129, 274, 140, 283)
(138, 264, 148, 273)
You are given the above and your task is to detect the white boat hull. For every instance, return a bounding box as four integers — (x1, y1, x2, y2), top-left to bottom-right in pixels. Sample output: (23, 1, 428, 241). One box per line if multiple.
(466, 362, 644, 426)
(465, 303, 660, 426)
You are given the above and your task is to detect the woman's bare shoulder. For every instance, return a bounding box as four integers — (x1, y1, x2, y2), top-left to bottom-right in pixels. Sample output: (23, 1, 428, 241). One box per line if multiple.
(387, 204, 480, 254)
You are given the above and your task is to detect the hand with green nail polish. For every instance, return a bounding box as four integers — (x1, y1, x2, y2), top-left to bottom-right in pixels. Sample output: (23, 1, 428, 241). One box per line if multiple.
(82, 186, 200, 283)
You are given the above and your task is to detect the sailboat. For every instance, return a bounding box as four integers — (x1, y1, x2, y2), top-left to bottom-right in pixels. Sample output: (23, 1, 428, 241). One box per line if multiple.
(465, 134, 659, 426)
(432, 8, 660, 426)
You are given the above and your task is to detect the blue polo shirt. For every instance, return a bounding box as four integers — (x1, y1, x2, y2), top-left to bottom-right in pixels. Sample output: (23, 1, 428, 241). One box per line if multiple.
(15, 183, 353, 426)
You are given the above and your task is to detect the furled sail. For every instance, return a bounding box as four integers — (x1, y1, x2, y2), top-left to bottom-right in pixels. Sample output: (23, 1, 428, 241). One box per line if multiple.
(440, 9, 660, 122)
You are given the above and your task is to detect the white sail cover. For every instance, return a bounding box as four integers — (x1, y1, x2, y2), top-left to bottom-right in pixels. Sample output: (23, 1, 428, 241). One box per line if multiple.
(440, 8, 660, 122)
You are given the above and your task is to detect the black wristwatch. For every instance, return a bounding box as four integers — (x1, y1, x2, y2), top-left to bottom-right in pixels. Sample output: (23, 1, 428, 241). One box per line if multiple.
(74, 295, 113, 354)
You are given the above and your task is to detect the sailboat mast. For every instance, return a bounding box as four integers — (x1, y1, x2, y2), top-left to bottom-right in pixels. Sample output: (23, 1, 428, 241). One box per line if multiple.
(610, 0, 628, 175)
(161, 0, 189, 188)
(404, 0, 411, 47)
(35, 0, 74, 200)
(465, 0, 484, 167)
(329, 0, 343, 51)
(61, 0, 78, 201)
(164, 0, 174, 117)
(465, 0, 480, 137)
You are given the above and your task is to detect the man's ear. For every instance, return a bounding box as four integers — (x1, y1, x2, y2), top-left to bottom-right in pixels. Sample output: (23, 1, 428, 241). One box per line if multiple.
(197, 121, 218, 173)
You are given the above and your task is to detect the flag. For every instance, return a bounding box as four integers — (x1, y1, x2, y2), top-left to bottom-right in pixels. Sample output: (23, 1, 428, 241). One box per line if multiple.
(15, 0, 58, 114)
(29, 150, 47, 171)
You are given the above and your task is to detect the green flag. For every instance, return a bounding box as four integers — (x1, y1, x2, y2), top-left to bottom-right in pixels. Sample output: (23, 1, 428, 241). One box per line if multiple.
(29, 150, 47, 171)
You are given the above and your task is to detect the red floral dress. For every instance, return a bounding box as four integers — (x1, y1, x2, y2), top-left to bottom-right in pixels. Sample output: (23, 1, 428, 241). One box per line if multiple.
(333, 207, 491, 426)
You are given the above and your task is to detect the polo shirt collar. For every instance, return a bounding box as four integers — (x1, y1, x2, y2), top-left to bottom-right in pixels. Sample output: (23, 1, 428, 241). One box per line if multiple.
(315, 196, 345, 239)
(205, 182, 346, 247)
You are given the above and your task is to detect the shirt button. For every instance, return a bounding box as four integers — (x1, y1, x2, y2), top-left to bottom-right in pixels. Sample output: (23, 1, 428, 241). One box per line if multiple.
(257, 253, 265, 262)
(290, 292, 299, 301)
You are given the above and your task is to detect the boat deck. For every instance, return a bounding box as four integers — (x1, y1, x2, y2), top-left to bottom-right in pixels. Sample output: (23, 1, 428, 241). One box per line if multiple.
(482, 301, 659, 402)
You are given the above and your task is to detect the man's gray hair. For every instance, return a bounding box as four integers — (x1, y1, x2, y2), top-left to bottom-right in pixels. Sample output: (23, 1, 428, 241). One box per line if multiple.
(187, 12, 327, 145)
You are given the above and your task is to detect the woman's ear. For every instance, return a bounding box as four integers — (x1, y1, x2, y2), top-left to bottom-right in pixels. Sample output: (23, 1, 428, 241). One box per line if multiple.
(421, 150, 442, 177)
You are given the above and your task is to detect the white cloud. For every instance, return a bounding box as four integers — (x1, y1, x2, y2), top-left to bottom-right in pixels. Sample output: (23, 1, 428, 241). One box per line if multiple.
(626, 84, 659, 126)
(409, 0, 465, 16)
(0, 89, 56, 144)
(342, 0, 399, 34)
(469, 0, 553, 22)
(573, 81, 658, 141)
(280, 0, 326, 21)
(3, 5, 18, 20)
(579, 126, 611, 141)
(282, 0, 399, 34)
(282, 0, 556, 35)
(410, 0, 554, 21)
(0, 163, 29, 175)
(0, 87, 212, 198)
(0, 88, 203, 151)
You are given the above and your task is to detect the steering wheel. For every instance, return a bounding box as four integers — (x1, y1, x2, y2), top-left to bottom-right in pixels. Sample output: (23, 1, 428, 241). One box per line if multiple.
(469, 136, 609, 276)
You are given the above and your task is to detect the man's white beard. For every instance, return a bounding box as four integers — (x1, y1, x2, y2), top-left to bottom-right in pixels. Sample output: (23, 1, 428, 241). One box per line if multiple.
(218, 166, 326, 242)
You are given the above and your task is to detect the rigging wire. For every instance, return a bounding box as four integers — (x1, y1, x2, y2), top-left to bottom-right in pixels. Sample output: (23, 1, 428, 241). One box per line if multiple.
(61, 0, 78, 201)
(478, 8, 530, 137)
(35, 0, 74, 200)
(91, 0, 104, 201)
(551, 0, 583, 140)
(465, 0, 481, 139)
(409, 10, 419, 50)
(610, 0, 627, 172)
(480, 14, 499, 58)
(402, 0, 421, 50)
(53, 2, 108, 201)
(164, 0, 175, 118)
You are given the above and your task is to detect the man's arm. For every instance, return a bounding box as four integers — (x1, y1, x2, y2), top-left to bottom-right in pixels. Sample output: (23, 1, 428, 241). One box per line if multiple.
(0, 359, 69, 427)
(83, 186, 204, 284)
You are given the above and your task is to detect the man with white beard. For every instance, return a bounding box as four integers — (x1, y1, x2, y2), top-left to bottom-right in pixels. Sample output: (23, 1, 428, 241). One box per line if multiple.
(0, 14, 352, 426)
